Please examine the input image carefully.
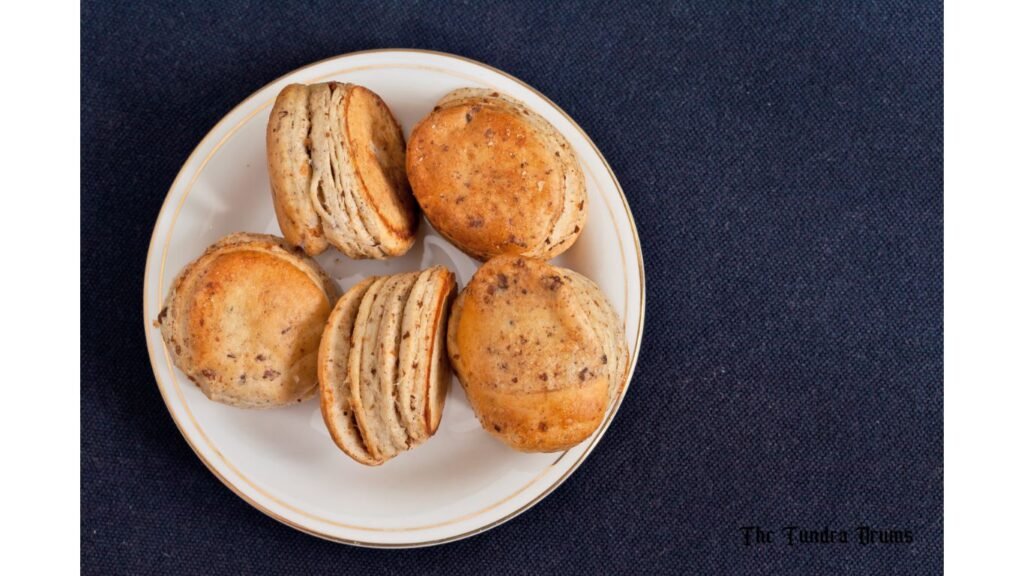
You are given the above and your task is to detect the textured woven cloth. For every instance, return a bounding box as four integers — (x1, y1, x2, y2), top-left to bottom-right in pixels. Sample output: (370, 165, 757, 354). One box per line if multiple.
(81, 2, 942, 574)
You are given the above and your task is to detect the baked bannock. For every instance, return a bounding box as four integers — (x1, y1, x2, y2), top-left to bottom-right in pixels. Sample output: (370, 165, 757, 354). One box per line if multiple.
(406, 89, 586, 261)
(448, 256, 627, 452)
(267, 82, 418, 258)
(157, 232, 339, 408)
(318, 266, 457, 465)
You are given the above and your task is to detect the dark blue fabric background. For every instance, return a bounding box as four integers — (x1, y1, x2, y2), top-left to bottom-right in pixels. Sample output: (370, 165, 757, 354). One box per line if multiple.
(81, 1, 942, 574)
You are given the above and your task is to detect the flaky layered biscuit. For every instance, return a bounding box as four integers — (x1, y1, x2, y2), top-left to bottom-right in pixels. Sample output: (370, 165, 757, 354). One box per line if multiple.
(448, 256, 618, 452)
(267, 83, 418, 259)
(318, 267, 456, 465)
(158, 233, 339, 408)
(407, 89, 586, 261)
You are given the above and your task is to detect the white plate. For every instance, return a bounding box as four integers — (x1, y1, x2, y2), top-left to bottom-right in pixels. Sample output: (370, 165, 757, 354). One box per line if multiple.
(142, 49, 645, 548)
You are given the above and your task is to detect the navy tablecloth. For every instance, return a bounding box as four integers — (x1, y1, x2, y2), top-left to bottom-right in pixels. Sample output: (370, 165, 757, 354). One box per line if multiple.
(81, 2, 942, 574)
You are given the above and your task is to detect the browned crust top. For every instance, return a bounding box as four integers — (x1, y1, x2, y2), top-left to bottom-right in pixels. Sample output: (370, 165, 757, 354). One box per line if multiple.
(407, 97, 566, 260)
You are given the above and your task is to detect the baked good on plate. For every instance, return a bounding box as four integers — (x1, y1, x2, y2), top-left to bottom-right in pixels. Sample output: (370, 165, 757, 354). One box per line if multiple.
(267, 82, 418, 258)
(319, 266, 456, 465)
(406, 89, 585, 261)
(448, 256, 627, 452)
(157, 232, 339, 408)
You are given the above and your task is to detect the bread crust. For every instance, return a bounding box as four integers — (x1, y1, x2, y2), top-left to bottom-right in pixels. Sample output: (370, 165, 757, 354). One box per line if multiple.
(267, 85, 329, 255)
(436, 89, 587, 256)
(347, 277, 388, 459)
(562, 270, 629, 405)
(407, 89, 585, 261)
(158, 233, 338, 408)
(448, 256, 610, 451)
(423, 270, 456, 435)
(344, 86, 418, 255)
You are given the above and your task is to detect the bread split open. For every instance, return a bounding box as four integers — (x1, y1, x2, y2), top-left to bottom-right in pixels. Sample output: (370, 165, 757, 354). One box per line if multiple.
(318, 267, 456, 465)
(267, 82, 419, 259)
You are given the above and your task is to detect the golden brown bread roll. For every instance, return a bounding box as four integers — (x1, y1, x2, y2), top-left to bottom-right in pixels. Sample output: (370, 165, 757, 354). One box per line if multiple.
(158, 233, 339, 408)
(407, 89, 586, 261)
(267, 82, 418, 258)
(448, 256, 627, 452)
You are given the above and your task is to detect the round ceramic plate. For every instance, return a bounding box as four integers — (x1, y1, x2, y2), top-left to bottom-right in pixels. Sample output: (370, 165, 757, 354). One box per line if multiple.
(143, 49, 645, 547)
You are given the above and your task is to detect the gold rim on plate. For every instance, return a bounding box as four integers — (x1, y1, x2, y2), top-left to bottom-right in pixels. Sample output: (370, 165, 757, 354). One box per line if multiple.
(142, 49, 646, 548)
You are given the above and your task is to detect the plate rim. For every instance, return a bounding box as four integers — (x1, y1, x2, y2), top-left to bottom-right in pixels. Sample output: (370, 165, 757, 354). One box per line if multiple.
(142, 48, 646, 548)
